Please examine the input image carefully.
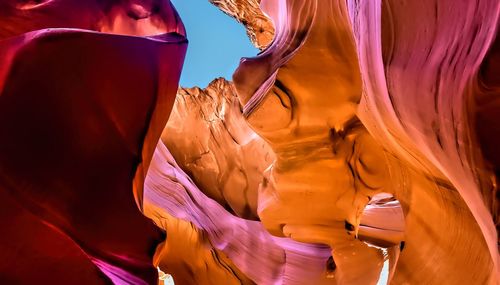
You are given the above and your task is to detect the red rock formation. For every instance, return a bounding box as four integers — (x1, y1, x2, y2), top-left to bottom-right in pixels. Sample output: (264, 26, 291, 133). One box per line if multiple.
(233, 1, 393, 283)
(0, 1, 186, 283)
(0, 0, 186, 39)
(154, 0, 499, 284)
(161, 78, 274, 220)
(351, 1, 499, 283)
(1, 0, 498, 284)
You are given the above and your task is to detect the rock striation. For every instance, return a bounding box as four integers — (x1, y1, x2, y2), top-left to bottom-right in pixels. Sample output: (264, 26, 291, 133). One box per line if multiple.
(161, 78, 274, 220)
(152, 0, 499, 284)
(0, 0, 498, 284)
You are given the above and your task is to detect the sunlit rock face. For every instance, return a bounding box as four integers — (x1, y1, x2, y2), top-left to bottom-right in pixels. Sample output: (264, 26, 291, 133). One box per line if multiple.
(0, 0, 186, 284)
(144, 140, 338, 285)
(144, 75, 406, 284)
(229, 0, 498, 284)
(144, 140, 404, 285)
(148, 0, 498, 284)
(1, 0, 498, 284)
(208, 0, 274, 49)
(232, 1, 399, 284)
(350, 1, 499, 283)
(161, 78, 274, 220)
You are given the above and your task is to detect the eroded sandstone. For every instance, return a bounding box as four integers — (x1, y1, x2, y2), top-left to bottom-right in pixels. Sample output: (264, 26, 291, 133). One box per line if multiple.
(0, 0, 498, 284)
(155, 0, 499, 284)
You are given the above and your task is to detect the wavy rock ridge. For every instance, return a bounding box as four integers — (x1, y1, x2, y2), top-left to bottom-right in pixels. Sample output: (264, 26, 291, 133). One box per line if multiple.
(150, 0, 499, 284)
(0, 0, 498, 284)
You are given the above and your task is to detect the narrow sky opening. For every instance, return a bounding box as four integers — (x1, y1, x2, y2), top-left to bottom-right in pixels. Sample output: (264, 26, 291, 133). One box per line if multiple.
(171, 0, 259, 88)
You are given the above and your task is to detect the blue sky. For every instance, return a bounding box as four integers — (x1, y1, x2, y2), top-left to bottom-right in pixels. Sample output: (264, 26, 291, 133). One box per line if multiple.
(171, 0, 258, 88)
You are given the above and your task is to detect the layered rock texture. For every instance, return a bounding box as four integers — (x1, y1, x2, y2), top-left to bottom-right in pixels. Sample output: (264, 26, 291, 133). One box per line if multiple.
(0, 0, 499, 285)
(148, 0, 499, 284)
(208, 0, 274, 49)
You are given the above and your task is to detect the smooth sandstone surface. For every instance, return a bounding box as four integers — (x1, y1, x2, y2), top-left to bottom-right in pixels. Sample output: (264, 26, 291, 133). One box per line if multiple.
(0, 0, 186, 283)
(154, 0, 498, 284)
(0, 0, 498, 284)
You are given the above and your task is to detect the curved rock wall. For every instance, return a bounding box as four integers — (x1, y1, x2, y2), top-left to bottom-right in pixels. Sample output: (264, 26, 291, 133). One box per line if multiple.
(153, 0, 498, 284)
(0, 0, 498, 284)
